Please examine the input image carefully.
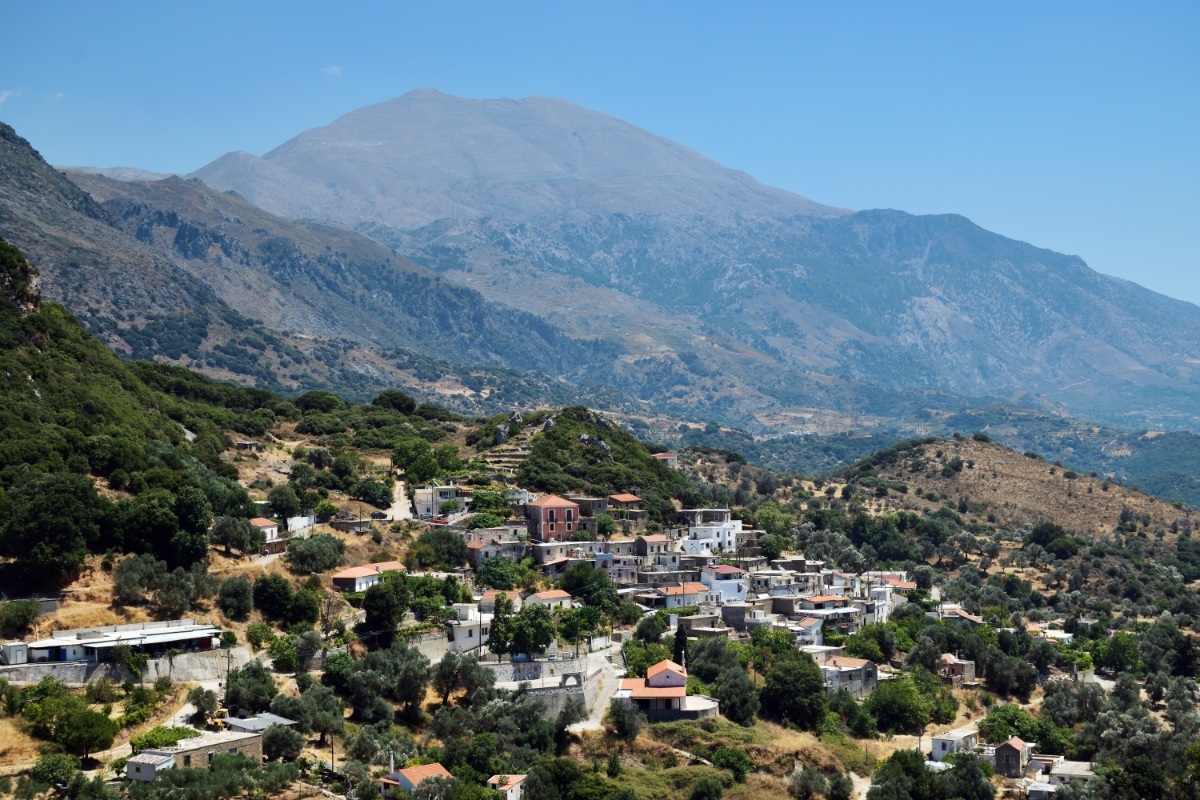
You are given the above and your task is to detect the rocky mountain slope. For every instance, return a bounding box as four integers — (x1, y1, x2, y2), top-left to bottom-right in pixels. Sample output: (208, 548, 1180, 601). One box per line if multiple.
(187, 90, 1200, 433)
(0, 121, 643, 410)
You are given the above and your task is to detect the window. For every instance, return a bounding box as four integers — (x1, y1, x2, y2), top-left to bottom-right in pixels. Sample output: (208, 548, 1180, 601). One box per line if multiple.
(566, 523, 572, 531)
(208, 753, 215, 764)
(566, 509, 574, 522)
(468, 629, 474, 637)
(229, 748, 238, 754)
(549, 524, 555, 533)
(135, 767, 142, 774)
(548, 510, 556, 523)
(184, 755, 192, 767)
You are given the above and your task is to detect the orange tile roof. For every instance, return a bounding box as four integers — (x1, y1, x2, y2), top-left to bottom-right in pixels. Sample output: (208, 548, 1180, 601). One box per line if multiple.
(640, 534, 669, 542)
(466, 541, 488, 549)
(250, 517, 277, 527)
(609, 493, 641, 503)
(1002, 737, 1028, 751)
(646, 659, 687, 680)
(795, 617, 821, 627)
(331, 561, 405, 580)
(805, 595, 847, 604)
(488, 776, 526, 791)
(395, 763, 452, 785)
(660, 582, 708, 596)
(619, 677, 687, 699)
(653, 452, 676, 459)
(528, 495, 577, 507)
(533, 589, 571, 601)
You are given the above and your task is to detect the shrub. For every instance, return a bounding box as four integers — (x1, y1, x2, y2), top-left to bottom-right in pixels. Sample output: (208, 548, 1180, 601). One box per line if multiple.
(218, 576, 254, 619)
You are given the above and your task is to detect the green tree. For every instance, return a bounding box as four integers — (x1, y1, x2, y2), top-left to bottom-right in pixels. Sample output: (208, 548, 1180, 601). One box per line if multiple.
(713, 746, 752, 782)
(558, 563, 618, 610)
(476, 558, 517, 590)
(262, 723, 304, 761)
(634, 614, 668, 643)
(352, 478, 393, 508)
(606, 699, 645, 741)
(864, 678, 932, 735)
(372, 389, 417, 415)
(226, 661, 277, 713)
(511, 604, 556, 657)
(187, 686, 219, 726)
(285, 533, 345, 574)
(58, 708, 119, 758)
(210, 516, 261, 555)
(218, 576, 254, 619)
(267, 485, 302, 520)
(414, 528, 468, 569)
(0, 600, 38, 638)
(432, 651, 462, 704)
(31, 754, 79, 786)
(714, 666, 759, 726)
(689, 777, 724, 800)
(0, 473, 107, 582)
(595, 514, 617, 537)
(761, 650, 826, 730)
(253, 574, 294, 620)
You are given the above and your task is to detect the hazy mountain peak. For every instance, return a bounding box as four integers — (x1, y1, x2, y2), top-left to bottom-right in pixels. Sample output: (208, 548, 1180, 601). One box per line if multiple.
(193, 89, 848, 228)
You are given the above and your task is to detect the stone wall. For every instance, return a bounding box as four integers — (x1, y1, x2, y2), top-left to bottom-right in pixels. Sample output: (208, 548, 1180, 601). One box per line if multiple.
(0, 646, 250, 685)
(402, 631, 449, 663)
(522, 668, 604, 719)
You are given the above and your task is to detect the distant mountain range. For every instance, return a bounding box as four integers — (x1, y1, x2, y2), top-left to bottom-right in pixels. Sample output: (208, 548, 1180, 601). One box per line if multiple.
(5, 88, 1200, 444)
(177, 89, 1200, 433)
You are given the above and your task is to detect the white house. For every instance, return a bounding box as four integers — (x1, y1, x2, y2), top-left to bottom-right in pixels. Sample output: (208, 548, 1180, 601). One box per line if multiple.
(526, 589, 572, 611)
(699, 564, 748, 602)
(487, 775, 526, 800)
(414, 484, 463, 520)
(657, 582, 718, 609)
(931, 725, 979, 762)
(447, 604, 492, 654)
(331, 561, 406, 593)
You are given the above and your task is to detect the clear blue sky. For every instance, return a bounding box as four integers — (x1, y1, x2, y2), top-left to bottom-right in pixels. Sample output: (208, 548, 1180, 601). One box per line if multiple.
(3, 2, 1198, 304)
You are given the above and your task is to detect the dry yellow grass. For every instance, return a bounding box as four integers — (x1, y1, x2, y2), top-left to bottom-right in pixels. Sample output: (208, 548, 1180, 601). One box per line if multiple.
(0, 718, 43, 774)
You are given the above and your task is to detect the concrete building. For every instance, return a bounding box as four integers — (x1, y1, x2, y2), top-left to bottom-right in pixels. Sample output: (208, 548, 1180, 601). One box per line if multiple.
(931, 726, 979, 762)
(221, 713, 297, 734)
(819, 656, 878, 698)
(414, 484, 463, 520)
(527, 589, 572, 611)
(126, 752, 174, 781)
(447, 604, 493, 654)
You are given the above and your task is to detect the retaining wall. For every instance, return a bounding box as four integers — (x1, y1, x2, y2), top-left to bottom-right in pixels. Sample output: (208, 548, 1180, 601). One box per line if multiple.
(0, 646, 250, 685)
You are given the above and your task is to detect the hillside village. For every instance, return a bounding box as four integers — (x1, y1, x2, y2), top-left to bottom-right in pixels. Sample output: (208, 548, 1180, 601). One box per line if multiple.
(3, 239, 1200, 800)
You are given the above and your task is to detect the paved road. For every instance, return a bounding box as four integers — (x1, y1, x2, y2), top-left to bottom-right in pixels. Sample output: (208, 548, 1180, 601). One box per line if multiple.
(568, 651, 622, 732)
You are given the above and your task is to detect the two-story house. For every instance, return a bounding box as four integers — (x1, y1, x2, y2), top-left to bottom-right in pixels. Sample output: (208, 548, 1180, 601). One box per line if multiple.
(526, 495, 580, 542)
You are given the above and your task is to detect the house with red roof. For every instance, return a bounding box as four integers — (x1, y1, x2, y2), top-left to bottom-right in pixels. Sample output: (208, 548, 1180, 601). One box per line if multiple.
(487, 775, 526, 800)
(699, 564, 748, 602)
(616, 659, 718, 721)
(381, 763, 453, 796)
(526, 589, 572, 611)
(331, 561, 406, 593)
(526, 495, 580, 542)
(656, 582, 718, 609)
(251, 517, 286, 554)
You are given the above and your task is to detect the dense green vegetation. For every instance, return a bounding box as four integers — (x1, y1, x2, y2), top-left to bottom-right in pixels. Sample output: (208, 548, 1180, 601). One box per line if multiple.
(515, 407, 701, 524)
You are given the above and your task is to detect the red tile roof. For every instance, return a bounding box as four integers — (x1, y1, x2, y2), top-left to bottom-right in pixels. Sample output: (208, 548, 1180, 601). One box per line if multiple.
(466, 541, 488, 549)
(331, 561, 405, 580)
(533, 589, 571, 601)
(805, 595, 847, 604)
(609, 493, 642, 503)
(488, 776, 526, 791)
(528, 495, 577, 507)
(703, 564, 743, 575)
(250, 517, 277, 527)
(639, 534, 669, 542)
(393, 763, 452, 786)
(646, 659, 687, 680)
(619, 678, 686, 699)
(659, 582, 709, 596)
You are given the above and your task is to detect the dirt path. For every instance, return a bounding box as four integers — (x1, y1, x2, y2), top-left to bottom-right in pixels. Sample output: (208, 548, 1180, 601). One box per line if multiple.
(387, 480, 412, 522)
